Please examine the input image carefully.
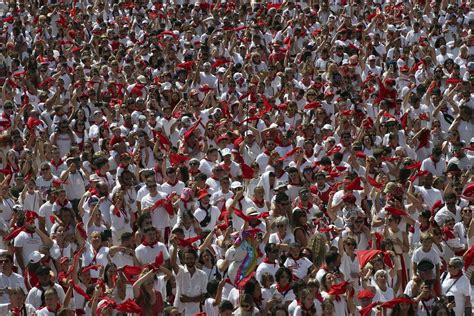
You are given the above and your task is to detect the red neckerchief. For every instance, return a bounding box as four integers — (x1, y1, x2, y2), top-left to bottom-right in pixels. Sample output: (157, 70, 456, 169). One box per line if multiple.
(315, 291, 323, 302)
(46, 303, 61, 313)
(304, 149, 314, 158)
(263, 149, 271, 156)
(10, 305, 23, 316)
(154, 165, 162, 174)
(95, 170, 107, 178)
(262, 257, 275, 264)
(118, 163, 128, 169)
(253, 198, 265, 208)
(298, 200, 313, 211)
(50, 159, 64, 169)
(276, 282, 291, 294)
(113, 207, 127, 218)
(142, 240, 157, 248)
(91, 246, 101, 263)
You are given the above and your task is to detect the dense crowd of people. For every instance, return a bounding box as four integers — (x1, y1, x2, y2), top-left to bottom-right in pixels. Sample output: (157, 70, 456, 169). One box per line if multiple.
(0, 0, 473, 315)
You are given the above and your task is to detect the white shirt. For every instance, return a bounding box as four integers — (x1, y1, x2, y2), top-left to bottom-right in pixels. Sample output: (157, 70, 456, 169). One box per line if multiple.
(13, 231, 42, 265)
(420, 157, 447, 177)
(284, 257, 313, 280)
(0, 272, 26, 303)
(141, 191, 171, 229)
(442, 274, 471, 316)
(173, 265, 208, 314)
(255, 260, 279, 286)
(135, 241, 170, 266)
(25, 283, 65, 309)
(61, 170, 88, 200)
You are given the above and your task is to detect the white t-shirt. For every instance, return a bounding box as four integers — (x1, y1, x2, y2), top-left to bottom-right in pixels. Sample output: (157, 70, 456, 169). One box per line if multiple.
(283, 257, 313, 280)
(134, 242, 170, 266)
(13, 231, 42, 265)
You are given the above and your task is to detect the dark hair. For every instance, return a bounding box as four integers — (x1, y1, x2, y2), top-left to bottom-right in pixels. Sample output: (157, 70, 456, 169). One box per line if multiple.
(219, 300, 234, 312)
(430, 302, 449, 316)
(136, 212, 152, 229)
(206, 279, 220, 296)
(275, 267, 292, 283)
(292, 279, 306, 296)
(243, 278, 260, 296)
(291, 209, 307, 228)
(103, 263, 117, 286)
(264, 242, 277, 254)
(325, 250, 339, 265)
(389, 295, 416, 316)
(271, 304, 289, 315)
(183, 247, 198, 259)
(120, 232, 133, 242)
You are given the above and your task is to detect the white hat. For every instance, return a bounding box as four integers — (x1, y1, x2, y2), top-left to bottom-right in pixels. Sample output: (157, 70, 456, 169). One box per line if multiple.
(137, 75, 147, 84)
(274, 181, 288, 190)
(217, 67, 226, 74)
(244, 130, 254, 137)
(161, 82, 172, 90)
(470, 137, 474, 144)
(231, 181, 243, 189)
(221, 148, 231, 156)
(368, 55, 376, 61)
(233, 73, 243, 81)
(89, 174, 101, 182)
(28, 251, 45, 264)
(322, 124, 334, 131)
(387, 25, 397, 32)
(245, 207, 259, 216)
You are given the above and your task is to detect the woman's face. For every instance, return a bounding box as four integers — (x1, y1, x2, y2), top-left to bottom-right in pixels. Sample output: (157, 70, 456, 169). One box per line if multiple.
(325, 273, 335, 287)
(44, 294, 58, 308)
(435, 309, 449, 316)
(376, 272, 387, 286)
(278, 273, 291, 286)
(8, 291, 24, 306)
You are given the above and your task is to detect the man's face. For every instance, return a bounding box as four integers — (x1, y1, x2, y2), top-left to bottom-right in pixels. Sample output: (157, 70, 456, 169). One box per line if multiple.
(0, 256, 12, 272)
(184, 253, 196, 268)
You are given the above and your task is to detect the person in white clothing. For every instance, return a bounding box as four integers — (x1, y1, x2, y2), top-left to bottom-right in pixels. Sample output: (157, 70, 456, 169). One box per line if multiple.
(441, 257, 472, 316)
(170, 236, 208, 315)
(0, 254, 26, 304)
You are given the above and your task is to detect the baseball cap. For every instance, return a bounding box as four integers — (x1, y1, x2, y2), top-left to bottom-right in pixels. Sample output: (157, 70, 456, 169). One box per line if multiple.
(28, 251, 45, 264)
(231, 181, 243, 189)
(322, 124, 334, 131)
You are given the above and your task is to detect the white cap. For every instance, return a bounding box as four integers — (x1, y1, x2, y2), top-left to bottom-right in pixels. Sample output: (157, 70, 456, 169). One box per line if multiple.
(244, 130, 254, 137)
(368, 55, 376, 61)
(274, 181, 288, 190)
(137, 75, 147, 84)
(233, 72, 243, 81)
(221, 148, 231, 156)
(161, 82, 172, 90)
(89, 174, 101, 182)
(322, 124, 334, 131)
(217, 67, 226, 73)
(470, 137, 474, 144)
(231, 181, 243, 189)
(28, 251, 45, 264)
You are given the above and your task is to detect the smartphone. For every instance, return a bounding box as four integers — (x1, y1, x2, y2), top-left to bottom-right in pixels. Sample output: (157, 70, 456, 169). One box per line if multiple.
(447, 296, 455, 307)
